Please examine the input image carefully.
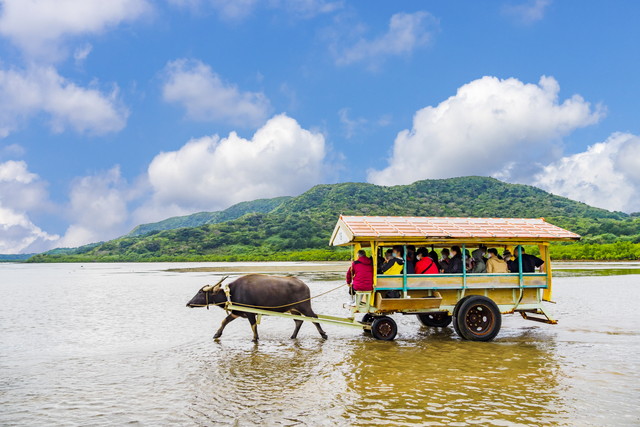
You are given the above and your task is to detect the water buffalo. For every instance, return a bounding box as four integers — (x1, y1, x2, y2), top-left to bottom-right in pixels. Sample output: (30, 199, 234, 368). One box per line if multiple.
(186, 274, 328, 341)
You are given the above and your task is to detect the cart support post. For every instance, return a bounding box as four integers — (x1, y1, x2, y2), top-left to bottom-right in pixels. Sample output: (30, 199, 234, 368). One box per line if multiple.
(542, 243, 553, 301)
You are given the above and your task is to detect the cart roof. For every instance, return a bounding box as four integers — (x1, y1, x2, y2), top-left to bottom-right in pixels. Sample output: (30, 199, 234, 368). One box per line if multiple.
(330, 215, 581, 246)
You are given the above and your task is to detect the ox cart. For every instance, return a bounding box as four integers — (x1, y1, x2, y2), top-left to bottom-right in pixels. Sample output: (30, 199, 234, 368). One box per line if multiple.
(223, 216, 580, 341)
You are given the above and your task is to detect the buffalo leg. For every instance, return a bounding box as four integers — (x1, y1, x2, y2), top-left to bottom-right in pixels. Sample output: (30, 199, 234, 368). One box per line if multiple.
(313, 321, 328, 340)
(213, 313, 237, 339)
(247, 314, 259, 342)
(296, 304, 328, 339)
(291, 319, 303, 339)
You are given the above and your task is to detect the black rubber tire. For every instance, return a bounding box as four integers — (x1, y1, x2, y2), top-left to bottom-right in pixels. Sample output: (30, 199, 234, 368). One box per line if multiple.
(455, 296, 502, 341)
(417, 312, 452, 327)
(361, 313, 375, 324)
(371, 316, 398, 341)
(452, 295, 472, 339)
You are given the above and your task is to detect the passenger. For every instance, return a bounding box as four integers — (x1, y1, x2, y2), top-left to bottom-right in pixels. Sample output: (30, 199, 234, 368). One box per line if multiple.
(471, 248, 486, 273)
(509, 247, 544, 273)
(486, 248, 509, 273)
(480, 244, 488, 264)
(439, 248, 451, 272)
(444, 246, 463, 273)
(428, 247, 439, 266)
(465, 249, 473, 272)
(381, 246, 404, 275)
(346, 250, 374, 293)
(406, 245, 416, 274)
(378, 249, 393, 274)
(415, 248, 439, 274)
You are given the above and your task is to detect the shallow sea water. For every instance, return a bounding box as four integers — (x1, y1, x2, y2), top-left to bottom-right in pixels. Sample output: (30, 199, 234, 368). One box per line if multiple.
(0, 262, 639, 426)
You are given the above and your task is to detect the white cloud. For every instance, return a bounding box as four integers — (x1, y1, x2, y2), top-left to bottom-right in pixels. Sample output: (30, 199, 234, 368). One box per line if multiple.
(503, 0, 551, 25)
(333, 11, 436, 67)
(367, 76, 602, 185)
(0, 66, 128, 137)
(58, 166, 134, 247)
(163, 59, 271, 128)
(0, 0, 150, 61)
(338, 108, 367, 138)
(0, 205, 58, 253)
(73, 43, 93, 64)
(145, 114, 326, 213)
(268, 0, 342, 18)
(168, 0, 341, 20)
(0, 160, 50, 212)
(0, 160, 58, 253)
(534, 133, 640, 213)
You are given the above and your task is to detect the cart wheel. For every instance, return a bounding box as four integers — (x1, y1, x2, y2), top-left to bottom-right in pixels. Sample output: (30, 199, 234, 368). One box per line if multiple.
(361, 313, 375, 324)
(417, 312, 452, 328)
(371, 316, 397, 341)
(455, 296, 501, 341)
(452, 295, 472, 339)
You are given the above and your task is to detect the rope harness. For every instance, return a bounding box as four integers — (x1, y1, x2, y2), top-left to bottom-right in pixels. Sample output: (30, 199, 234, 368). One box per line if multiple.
(197, 279, 348, 312)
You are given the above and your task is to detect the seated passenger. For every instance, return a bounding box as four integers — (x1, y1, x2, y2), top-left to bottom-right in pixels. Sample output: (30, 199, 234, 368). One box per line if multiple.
(465, 249, 473, 272)
(406, 245, 416, 274)
(415, 248, 439, 274)
(378, 249, 393, 274)
(439, 248, 451, 272)
(381, 246, 405, 275)
(486, 248, 509, 273)
(346, 250, 374, 293)
(509, 247, 544, 273)
(471, 248, 487, 273)
(444, 246, 463, 273)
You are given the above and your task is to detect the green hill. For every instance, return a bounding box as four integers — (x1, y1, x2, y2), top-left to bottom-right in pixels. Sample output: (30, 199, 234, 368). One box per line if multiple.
(128, 196, 291, 236)
(29, 177, 640, 262)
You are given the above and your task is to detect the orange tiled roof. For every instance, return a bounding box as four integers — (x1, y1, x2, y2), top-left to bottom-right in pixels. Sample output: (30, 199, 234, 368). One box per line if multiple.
(336, 216, 580, 241)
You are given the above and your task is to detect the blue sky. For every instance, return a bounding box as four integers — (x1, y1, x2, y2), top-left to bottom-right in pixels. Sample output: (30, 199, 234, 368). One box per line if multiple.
(0, 0, 639, 253)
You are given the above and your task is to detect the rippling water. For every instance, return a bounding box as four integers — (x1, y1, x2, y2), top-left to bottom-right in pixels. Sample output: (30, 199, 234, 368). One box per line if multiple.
(1, 262, 639, 426)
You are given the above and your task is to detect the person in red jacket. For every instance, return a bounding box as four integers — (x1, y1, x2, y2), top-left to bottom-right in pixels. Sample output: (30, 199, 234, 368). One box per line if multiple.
(346, 250, 374, 292)
(415, 248, 439, 274)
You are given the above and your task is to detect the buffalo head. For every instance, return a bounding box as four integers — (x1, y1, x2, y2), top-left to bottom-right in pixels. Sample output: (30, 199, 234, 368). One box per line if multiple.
(186, 277, 228, 308)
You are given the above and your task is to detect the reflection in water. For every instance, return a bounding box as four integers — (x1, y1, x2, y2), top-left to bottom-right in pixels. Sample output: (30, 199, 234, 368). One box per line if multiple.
(341, 334, 564, 426)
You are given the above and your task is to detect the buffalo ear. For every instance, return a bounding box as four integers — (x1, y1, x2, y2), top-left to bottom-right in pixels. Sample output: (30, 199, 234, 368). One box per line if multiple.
(211, 283, 222, 293)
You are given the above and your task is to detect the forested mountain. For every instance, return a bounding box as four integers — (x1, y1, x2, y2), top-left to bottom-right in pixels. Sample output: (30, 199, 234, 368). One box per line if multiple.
(29, 177, 640, 262)
(128, 196, 291, 236)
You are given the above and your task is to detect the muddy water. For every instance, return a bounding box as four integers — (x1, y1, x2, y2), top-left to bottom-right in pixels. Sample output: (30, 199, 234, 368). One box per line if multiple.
(1, 262, 639, 426)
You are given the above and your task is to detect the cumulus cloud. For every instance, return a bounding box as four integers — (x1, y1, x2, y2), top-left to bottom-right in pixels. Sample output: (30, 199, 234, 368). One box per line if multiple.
(333, 11, 436, 67)
(0, 66, 128, 137)
(503, 0, 552, 25)
(0, 160, 50, 211)
(0, 0, 150, 61)
(534, 133, 640, 213)
(0, 205, 58, 253)
(58, 166, 134, 247)
(163, 59, 271, 128)
(145, 114, 326, 213)
(0, 160, 58, 253)
(368, 76, 602, 185)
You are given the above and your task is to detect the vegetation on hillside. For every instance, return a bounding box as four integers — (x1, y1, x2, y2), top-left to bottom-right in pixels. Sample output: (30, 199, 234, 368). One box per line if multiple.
(28, 177, 640, 263)
(128, 196, 291, 236)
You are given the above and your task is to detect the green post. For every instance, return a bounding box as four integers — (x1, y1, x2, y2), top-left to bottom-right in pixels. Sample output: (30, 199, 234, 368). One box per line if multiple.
(403, 244, 408, 297)
(462, 243, 467, 289)
(517, 245, 524, 287)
